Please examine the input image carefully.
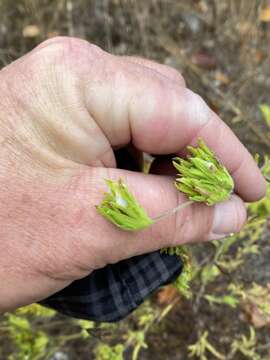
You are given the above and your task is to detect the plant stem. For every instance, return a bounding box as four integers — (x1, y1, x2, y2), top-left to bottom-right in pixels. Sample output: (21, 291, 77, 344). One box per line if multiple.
(153, 200, 193, 222)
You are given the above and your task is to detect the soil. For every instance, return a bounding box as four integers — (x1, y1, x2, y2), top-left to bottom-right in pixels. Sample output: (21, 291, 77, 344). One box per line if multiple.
(0, 0, 270, 359)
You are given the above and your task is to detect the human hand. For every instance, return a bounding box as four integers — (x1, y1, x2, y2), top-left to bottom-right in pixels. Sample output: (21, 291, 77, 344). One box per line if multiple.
(0, 37, 265, 312)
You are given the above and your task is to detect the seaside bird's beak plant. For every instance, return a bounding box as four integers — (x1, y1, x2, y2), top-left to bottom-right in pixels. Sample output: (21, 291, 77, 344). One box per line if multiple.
(96, 139, 234, 297)
(96, 178, 154, 231)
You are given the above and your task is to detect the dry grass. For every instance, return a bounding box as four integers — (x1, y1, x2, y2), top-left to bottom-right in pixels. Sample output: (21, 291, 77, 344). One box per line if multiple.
(0, 1, 270, 359)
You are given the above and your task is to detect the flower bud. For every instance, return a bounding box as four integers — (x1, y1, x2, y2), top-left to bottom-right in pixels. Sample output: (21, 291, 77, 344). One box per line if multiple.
(96, 179, 153, 231)
(173, 139, 234, 205)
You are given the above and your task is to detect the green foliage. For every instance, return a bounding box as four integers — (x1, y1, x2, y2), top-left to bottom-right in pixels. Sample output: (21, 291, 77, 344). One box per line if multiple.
(77, 319, 95, 339)
(137, 306, 156, 327)
(127, 331, 148, 360)
(256, 186, 270, 215)
(259, 104, 270, 128)
(161, 246, 193, 299)
(249, 155, 270, 216)
(96, 178, 153, 231)
(230, 327, 262, 360)
(188, 331, 225, 360)
(6, 313, 49, 360)
(201, 264, 220, 284)
(204, 294, 239, 308)
(173, 139, 234, 205)
(16, 304, 56, 318)
(229, 283, 270, 316)
(94, 343, 124, 360)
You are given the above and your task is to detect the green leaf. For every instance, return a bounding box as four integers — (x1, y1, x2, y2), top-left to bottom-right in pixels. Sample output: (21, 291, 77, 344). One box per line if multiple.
(16, 304, 56, 318)
(96, 179, 153, 231)
(259, 104, 270, 128)
(204, 294, 239, 308)
(7, 314, 31, 331)
(201, 264, 220, 284)
(95, 343, 124, 360)
(161, 246, 193, 299)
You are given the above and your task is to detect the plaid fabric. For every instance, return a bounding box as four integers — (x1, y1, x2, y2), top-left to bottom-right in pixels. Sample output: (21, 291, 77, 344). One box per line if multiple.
(41, 251, 182, 322)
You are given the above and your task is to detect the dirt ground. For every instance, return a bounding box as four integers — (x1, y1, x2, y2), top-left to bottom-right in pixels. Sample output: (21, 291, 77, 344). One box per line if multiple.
(0, 1, 270, 359)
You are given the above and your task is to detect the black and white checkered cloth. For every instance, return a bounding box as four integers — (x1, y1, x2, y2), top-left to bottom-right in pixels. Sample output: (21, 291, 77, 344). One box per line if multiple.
(41, 251, 182, 322)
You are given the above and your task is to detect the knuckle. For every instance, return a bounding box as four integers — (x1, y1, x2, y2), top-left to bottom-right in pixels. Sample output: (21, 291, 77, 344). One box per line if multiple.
(185, 89, 205, 108)
(35, 36, 69, 49)
(31, 37, 70, 64)
(36, 36, 100, 55)
(163, 65, 186, 85)
(127, 56, 186, 86)
(30, 36, 104, 72)
(183, 88, 211, 124)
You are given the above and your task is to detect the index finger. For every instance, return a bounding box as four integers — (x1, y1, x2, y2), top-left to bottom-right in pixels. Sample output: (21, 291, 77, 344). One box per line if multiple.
(83, 52, 266, 202)
(127, 84, 266, 202)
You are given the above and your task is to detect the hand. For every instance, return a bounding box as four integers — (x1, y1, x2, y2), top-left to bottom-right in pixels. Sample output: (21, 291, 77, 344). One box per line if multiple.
(0, 37, 265, 312)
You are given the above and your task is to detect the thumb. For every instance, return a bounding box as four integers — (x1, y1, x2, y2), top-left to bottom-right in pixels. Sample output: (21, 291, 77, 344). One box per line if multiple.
(69, 165, 247, 269)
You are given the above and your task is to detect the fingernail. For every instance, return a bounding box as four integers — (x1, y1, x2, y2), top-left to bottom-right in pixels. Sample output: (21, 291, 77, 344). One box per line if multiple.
(209, 195, 246, 240)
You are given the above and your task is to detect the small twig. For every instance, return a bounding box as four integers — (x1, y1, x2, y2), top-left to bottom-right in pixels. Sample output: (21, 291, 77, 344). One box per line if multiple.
(123, 298, 180, 360)
(66, 0, 74, 37)
(153, 200, 193, 222)
(257, 341, 270, 351)
(156, 297, 180, 323)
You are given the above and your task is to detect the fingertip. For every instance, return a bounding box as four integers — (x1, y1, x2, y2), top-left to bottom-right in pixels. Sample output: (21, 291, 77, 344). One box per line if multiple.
(232, 153, 267, 202)
(243, 176, 267, 202)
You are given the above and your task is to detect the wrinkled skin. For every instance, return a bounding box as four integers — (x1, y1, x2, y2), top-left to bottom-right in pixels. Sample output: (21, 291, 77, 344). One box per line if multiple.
(0, 37, 265, 312)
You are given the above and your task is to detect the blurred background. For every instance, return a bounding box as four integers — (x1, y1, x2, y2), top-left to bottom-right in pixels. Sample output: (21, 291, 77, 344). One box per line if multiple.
(0, 1, 270, 359)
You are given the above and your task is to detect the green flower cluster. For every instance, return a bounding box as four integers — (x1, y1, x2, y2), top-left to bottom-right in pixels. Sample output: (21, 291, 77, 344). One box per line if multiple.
(96, 178, 153, 231)
(96, 140, 234, 230)
(96, 140, 235, 298)
(173, 139, 234, 206)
